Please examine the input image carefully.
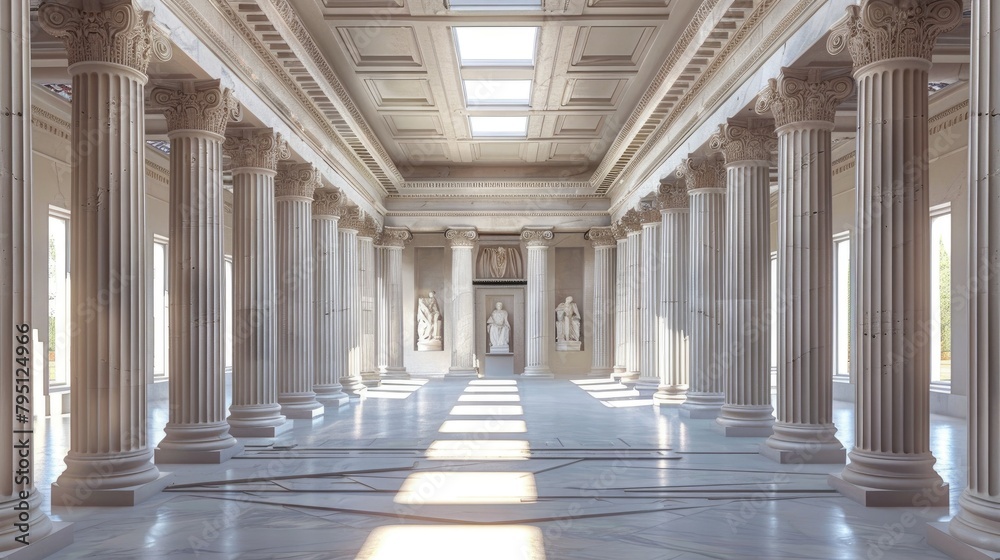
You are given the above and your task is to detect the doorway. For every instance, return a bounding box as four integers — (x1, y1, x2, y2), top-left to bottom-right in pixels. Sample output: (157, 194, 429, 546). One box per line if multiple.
(475, 286, 525, 375)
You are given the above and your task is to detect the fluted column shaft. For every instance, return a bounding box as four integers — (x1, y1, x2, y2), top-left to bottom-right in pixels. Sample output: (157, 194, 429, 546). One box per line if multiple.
(359, 233, 377, 382)
(225, 129, 288, 437)
(40, 0, 173, 506)
(377, 228, 410, 377)
(756, 69, 852, 463)
(825, 0, 959, 506)
(587, 228, 616, 376)
(711, 119, 776, 436)
(522, 228, 554, 377)
(613, 234, 628, 375)
(935, 0, 1000, 553)
(0, 0, 58, 549)
(313, 194, 349, 406)
(624, 228, 642, 379)
(275, 165, 322, 418)
(640, 218, 661, 383)
(446, 228, 478, 376)
(655, 185, 690, 404)
(338, 222, 365, 393)
(681, 157, 727, 418)
(152, 81, 242, 464)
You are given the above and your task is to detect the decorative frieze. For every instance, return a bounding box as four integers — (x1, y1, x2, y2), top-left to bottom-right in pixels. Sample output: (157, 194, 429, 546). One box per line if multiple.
(149, 79, 242, 135)
(38, 0, 172, 72)
(709, 117, 777, 164)
(827, 0, 963, 68)
(224, 128, 289, 171)
(755, 68, 853, 127)
(275, 163, 318, 199)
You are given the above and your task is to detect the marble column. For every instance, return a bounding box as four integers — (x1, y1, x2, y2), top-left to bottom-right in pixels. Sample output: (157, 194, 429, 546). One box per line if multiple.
(654, 181, 690, 405)
(756, 68, 853, 463)
(679, 155, 727, 419)
(274, 164, 323, 419)
(446, 228, 478, 376)
(0, 0, 71, 553)
(223, 129, 290, 437)
(522, 228, 555, 378)
(358, 217, 379, 386)
(150, 80, 243, 464)
(621, 210, 643, 380)
(586, 227, 616, 377)
(639, 204, 662, 384)
(312, 191, 350, 407)
(612, 224, 628, 377)
(826, 0, 960, 507)
(931, 0, 1000, 554)
(710, 118, 776, 437)
(338, 209, 366, 395)
(377, 228, 412, 378)
(40, 0, 173, 507)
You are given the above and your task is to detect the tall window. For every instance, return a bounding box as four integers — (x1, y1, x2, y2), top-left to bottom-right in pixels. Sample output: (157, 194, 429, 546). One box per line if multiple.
(153, 237, 169, 378)
(833, 232, 851, 379)
(47, 209, 71, 387)
(930, 205, 951, 384)
(224, 257, 233, 372)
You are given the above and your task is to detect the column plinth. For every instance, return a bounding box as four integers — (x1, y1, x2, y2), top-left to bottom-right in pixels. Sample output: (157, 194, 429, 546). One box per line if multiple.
(639, 207, 661, 385)
(711, 118, 776, 437)
(312, 192, 350, 406)
(756, 68, 852, 463)
(224, 129, 291, 437)
(40, 0, 174, 506)
(930, 0, 1000, 556)
(679, 156, 727, 418)
(377, 228, 412, 378)
(338, 209, 367, 396)
(586, 227, 616, 377)
(446, 228, 478, 376)
(522, 228, 555, 378)
(654, 183, 690, 405)
(275, 164, 323, 419)
(150, 80, 244, 464)
(825, 0, 960, 507)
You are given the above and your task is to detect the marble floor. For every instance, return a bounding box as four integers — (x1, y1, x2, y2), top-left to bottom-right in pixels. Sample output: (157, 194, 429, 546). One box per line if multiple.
(31, 376, 964, 559)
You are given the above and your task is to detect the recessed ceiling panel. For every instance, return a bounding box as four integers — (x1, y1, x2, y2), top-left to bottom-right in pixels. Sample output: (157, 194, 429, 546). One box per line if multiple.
(473, 142, 528, 161)
(470, 115, 528, 137)
(337, 26, 423, 68)
(548, 142, 597, 161)
(464, 79, 532, 105)
(561, 78, 630, 108)
(384, 114, 444, 137)
(449, 0, 542, 9)
(571, 26, 654, 69)
(364, 78, 435, 108)
(554, 114, 606, 136)
(400, 142, 452, 162)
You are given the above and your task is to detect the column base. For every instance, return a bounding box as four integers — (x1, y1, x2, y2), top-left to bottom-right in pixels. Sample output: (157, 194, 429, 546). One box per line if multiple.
(52, 472, 173, 508)
(679, 392, 724, 418)
(716, 405, 775, 437)
(280, 406, 324, 419)
(340, 376, 368, 397)
(929, 522, 1000, 560)
(227, 403, 287, 436)
(653, 386, 687, 405)
(759, 441, 845, 464)
(635, 375, 660, 386)
(828, 472, 949, 507)
(361, 371, 381, 388)
(315, 383, 350, 407)
(0, 522, 73, 560)
(227, 419, 292, 439)
(447, 367, 478, 378)
(381, 367, 410, 379)
(155, 441, 243, 465)
(522, 366, 554, 378)
(278, 393, 324, 418)
(618, 371, 640, 381)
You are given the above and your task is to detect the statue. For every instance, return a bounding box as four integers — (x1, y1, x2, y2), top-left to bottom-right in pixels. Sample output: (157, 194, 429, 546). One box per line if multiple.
(417, 291, 443, 351)
(486, 301, 510, 353)
(555, 296, 582, 351)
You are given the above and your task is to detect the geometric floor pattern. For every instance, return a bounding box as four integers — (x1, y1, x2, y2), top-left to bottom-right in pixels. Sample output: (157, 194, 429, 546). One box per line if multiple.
(33, 375, 964, 559)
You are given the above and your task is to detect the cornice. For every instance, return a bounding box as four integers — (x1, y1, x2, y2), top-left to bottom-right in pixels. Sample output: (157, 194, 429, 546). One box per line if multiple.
(30, 106, 71, 141)
(832, 152, 856, 177)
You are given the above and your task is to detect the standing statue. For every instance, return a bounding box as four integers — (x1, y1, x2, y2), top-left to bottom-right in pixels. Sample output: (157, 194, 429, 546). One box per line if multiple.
(417, 291, 443, 351)
(487, 301, 510, 353)
(555, 296, 582, 351)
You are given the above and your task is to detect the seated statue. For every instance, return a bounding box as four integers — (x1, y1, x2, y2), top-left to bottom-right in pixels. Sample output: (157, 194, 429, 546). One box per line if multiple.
(555, 296, 581, 342)
(417, 291, 442, 349)
(487, 301, 510, 352)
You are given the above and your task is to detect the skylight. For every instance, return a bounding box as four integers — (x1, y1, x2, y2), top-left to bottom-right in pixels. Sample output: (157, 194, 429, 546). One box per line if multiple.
(464, 80, 531, 105)
(449, 0, 542, 10)
(469, 116, 528, 137)
(455, 27, 538, 66)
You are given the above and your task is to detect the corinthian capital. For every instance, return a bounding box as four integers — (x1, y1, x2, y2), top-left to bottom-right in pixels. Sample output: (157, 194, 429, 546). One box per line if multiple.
(657, 180, 689, 210)
(312, 190, 344, 217)
(586, 226, 616, 248)
(678, 155, 726, 190)
(357, 214, 380, 239)
(639, 201, 660, 225)
(620, 209, 642, 233)
(39, 0, 172, 73)
(377, 227, 412, 248)
(709, 117, 777, 164)
(446, 228, 479, 248)
(274, 163, 318, 199)
(224, 128, 290, 171)
(338, 207, 366, 232)
(827, 0, 962, 68)
(149, 80, 242, 135)
(755, 68, 854, 127)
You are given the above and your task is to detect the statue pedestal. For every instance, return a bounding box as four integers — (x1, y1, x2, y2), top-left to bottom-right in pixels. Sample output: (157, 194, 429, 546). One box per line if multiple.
(484, 353, 515, 377)
(417, 339, 442, 352)
(556, 341, 582, 352)
(489, 345, 509, 354)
